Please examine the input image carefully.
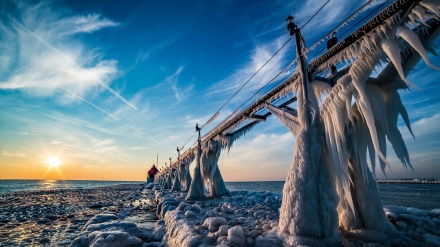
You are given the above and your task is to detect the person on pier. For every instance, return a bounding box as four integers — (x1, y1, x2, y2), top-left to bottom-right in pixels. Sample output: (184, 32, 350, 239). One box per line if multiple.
(147, 164, 158, 184)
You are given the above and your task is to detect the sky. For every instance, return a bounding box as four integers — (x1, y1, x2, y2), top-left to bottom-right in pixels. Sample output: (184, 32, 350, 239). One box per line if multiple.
(0, 0, 439, 181)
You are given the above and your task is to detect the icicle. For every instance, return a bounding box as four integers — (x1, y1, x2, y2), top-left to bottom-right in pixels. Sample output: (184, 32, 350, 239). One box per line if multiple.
(412, 5, 430, 27)
(425, 13, 440, 21)
(226, 121, 259, 151)
(420, 1, 440, 18)
(265, 103, 300, 135)
(408, 13, 418, 27)
(381, 39, 422, 91)
(397, 25, 440, 70)
(202, 111, 220, 128)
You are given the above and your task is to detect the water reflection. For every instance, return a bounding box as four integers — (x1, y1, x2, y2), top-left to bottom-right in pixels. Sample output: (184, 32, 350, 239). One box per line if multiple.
(36, 180, 58, 190)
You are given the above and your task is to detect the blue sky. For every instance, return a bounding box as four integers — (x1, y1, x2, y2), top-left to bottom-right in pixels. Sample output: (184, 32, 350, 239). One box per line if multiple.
(0, 0, 439, 181)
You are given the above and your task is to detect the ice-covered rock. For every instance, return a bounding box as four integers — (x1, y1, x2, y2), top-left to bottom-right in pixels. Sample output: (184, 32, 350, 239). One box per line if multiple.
(83, 213, 119, 230)
(203, 217, 227, 233)
(227, 225, 245, 246)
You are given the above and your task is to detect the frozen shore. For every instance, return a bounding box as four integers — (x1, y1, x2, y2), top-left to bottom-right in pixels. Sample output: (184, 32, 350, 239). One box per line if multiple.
(150, 184, 440, 247)
(71, 183, 438, 246)
(0, 183, 156, 246)
(1, 183, 439, 246)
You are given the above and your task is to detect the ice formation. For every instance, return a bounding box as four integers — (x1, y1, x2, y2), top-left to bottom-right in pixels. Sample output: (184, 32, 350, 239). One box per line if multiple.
(153, 2, 440, 245)
(186, 143, 206, 200)
(266, 3, 440, 243)
(200, 138, 229, 197)
(266, 82, 340, 245)
(199, 121, 259, 198)
(181, 153, 195, 191)
(170, 167, 181, 192)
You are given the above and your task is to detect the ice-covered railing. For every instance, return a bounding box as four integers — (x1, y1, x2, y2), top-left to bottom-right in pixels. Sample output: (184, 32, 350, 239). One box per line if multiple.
(170, 0, 427, 170)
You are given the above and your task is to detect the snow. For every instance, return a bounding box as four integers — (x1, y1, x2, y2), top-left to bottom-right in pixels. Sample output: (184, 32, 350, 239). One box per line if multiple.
(148, 183, 440, 246)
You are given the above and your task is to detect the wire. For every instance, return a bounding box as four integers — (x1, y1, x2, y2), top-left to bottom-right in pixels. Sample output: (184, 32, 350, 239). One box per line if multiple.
(175, 132, 196, 156)
(172, 0, 370, 159)
(201, 36, 293, 127)
(204, 0, 336, 127)
(300, 0, 331, 29)
(309, 0, 390, 61)
(174, 36, 295, 159)
(336, 0, 390, 39)
(317, 0, 379, 41)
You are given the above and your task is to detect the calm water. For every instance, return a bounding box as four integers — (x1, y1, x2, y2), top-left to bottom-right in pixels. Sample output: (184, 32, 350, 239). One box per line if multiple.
(0, 180, 438, 210)
(0, 179, 141, 194)
(226, 181, 440, 210)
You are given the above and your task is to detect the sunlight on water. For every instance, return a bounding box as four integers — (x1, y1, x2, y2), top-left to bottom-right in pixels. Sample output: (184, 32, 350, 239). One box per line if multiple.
(0, 180, 140, 194)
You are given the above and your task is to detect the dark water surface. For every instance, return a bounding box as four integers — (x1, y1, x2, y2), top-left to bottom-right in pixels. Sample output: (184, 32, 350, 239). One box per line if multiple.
(226, 181, 440, 210)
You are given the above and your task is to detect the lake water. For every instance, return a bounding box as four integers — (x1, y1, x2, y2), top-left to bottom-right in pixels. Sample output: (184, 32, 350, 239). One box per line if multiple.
(0, 180, 438, 210)
(0, 179, 141, 194)
(226, 181, 440, 210)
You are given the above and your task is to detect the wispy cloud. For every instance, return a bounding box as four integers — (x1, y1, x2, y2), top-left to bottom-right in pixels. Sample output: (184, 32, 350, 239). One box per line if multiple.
(64, 14, 119, 35)
(165, 66, 195, 102)
(0, 1, 137, 110)
(205, 37, 292, 108)
(1, 150, 27, 158)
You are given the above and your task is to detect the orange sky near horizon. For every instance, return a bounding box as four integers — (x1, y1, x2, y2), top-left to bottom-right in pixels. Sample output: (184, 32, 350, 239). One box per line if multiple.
(0, 157, 149, 181)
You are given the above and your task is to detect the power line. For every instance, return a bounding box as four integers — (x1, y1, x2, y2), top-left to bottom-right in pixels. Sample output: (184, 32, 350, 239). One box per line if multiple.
(205, 36, 294, 124)
(309, 0, 390, 61)
(300, 0, 331, 29)
(172, 0, 358, 160)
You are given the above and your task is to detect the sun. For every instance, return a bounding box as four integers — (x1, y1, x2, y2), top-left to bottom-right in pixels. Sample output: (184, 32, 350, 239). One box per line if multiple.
(46, 157, 61, 168)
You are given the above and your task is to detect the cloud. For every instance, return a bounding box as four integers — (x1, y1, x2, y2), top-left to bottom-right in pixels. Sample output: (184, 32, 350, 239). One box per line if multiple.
(1, 150, 27, 158)
(165, 66, 195, 102)
(64, 14, 119, 35)
(205, 37, 291, 109)
(0, 1, 136, 109)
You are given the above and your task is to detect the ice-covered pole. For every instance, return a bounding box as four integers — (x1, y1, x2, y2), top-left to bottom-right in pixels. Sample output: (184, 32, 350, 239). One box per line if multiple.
(171, 151, 182, 191)
(269, 16, 339, 244)
(289, 15, 311, 131)
(186, 124, 205, 200)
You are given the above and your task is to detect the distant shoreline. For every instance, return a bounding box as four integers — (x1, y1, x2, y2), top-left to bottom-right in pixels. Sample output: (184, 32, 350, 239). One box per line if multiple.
(377, 179, 440, 184)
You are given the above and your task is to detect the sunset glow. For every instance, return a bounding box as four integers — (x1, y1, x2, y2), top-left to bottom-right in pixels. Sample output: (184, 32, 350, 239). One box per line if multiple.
(46, 157, 61, 168)
(0, 0, 439, 181)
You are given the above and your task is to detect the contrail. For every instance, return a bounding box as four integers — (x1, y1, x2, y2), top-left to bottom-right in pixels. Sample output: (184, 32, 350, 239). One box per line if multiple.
(0, 52, 147, 136)
(7, 15, 139, 111)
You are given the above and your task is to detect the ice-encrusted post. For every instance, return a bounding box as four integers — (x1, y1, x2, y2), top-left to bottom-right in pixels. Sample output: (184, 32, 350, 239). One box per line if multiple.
(162, 170, 171, 190)
(200, 138, 229, 197)
(273, 16, 339, 244)
(183, 163, 192, 191)
(171, 149, 182, 191)
(186, 124, 205, 200)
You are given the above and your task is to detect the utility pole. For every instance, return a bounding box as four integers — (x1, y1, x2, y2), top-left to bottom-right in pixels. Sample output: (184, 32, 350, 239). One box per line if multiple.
(286, 15, 311, 129)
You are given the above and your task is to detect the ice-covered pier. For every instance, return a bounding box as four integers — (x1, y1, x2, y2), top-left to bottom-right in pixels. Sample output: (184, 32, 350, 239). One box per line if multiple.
(153, 0, 440, 246)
